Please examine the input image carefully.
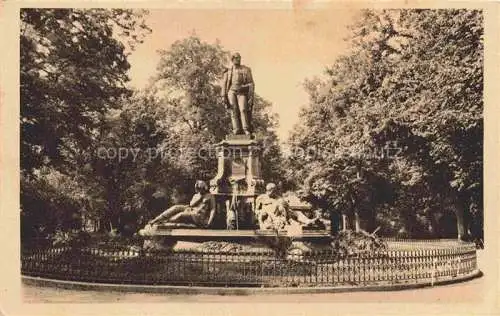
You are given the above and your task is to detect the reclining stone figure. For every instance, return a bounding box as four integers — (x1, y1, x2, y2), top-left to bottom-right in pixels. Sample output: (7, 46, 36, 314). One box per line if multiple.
(255, 183, 325, 231)
(146, 180, 216, 229)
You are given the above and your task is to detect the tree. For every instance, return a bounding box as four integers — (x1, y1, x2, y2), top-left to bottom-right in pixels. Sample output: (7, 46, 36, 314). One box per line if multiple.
(21, 168, 85, 241)
(83, 94, 184, 234)
(20, 8, 150, 175)
(287, 9, 483, 240)
(20, 9, 151, 237)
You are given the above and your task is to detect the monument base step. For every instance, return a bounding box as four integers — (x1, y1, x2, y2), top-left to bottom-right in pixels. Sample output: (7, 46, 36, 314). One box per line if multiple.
(140, 228, 330, 240)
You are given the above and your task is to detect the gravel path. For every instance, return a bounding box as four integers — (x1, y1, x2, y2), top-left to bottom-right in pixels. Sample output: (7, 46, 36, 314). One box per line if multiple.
(22, 273, 485, 303)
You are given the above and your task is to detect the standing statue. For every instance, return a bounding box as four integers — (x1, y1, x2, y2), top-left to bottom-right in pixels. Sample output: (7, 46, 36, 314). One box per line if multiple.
(221, 52, 255, 135)
(147, 180, 216, 228)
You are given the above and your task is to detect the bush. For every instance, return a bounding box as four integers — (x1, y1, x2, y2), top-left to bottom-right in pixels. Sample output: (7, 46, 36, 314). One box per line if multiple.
(21, 175, 83, 240)
(50, 229, 91, 248)
(331, 230, 387, 257)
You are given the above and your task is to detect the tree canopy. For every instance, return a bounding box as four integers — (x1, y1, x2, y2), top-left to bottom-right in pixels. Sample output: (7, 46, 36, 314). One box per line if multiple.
(21, 8, 151, 175)
(286, 9, 483, 239)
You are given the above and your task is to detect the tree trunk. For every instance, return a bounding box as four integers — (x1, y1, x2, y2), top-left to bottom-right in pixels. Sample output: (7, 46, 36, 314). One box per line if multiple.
(330, 211, 341, 235)
(354, 210, 360, 232)
(455, 205, 465, 240)
(105, 180, 123, 233)
(451, 190, 469, 241)
(342, 214, 348, 231)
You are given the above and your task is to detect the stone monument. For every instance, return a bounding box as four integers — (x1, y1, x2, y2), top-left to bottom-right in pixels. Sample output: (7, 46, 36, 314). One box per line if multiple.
(139, 52, 328, 251)
(208, 52, 265, 229)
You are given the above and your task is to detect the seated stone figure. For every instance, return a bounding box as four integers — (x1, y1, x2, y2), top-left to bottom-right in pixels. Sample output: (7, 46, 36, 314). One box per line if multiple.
(255, 183, 325, 231)
(147, 180, 216, 229)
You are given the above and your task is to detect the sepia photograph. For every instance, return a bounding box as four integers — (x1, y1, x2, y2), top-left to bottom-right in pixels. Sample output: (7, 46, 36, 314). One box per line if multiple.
(0, 1, 498, 315)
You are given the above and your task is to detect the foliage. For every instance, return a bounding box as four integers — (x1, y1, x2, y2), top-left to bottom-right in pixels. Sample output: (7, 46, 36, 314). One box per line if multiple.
(331, 230, 387, 257)
(50, 229, 91, 248)
(21, 169, 87, 240)
(21, 8, 151, 175)
(20, 8, 152, 238)
(287, 9, 483, 239)
(76, 94, 182, 234)
(150, 35, 231, 139)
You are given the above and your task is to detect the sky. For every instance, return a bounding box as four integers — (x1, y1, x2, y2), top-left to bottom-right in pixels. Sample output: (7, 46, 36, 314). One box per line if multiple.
(126, 7, 360, 141)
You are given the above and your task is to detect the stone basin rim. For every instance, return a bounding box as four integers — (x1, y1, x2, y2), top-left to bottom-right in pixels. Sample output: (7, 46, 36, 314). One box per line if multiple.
(139, 228, 331, 237)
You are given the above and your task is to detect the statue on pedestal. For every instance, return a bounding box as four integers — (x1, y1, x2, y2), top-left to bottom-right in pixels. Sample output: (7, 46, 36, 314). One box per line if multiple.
(147, 180, 216, 229)
(221, 52, 254, 135)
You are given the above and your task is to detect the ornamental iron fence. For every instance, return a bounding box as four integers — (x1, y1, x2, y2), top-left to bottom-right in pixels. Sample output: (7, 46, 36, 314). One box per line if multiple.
(21, 241, 478, 288)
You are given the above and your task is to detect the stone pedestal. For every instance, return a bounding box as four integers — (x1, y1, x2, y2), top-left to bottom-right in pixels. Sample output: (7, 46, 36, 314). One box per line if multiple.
(209, 134, 265, 229)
